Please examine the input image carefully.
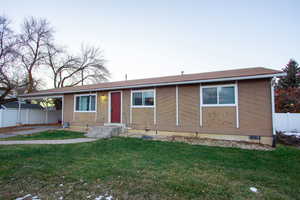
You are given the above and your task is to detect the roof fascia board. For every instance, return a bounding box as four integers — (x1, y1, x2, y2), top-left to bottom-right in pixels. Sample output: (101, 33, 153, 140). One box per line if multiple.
(19, 95, 64, 100)
(20, 73, 286, 97)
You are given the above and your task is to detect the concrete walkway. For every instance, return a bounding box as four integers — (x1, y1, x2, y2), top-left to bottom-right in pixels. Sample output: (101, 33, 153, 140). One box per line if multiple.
(0, 138, 97, 145)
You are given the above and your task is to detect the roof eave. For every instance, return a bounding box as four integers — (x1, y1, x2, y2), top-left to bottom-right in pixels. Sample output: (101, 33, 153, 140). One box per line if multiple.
(19, 72, 286, 98)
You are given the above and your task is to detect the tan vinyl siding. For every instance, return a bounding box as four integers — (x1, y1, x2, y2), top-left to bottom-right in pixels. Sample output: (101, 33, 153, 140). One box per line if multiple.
(96, 91, 108, 123)
(202, 107, 236, 129)
(238, 79, 272, 136)
(63, 94, 74, 123)
(122, 89, 131, 125)
(156, 86, 177, 130)
(177, 85, 200, 132)
(131, 108, 154, 129)
(74, 112, 96, 122)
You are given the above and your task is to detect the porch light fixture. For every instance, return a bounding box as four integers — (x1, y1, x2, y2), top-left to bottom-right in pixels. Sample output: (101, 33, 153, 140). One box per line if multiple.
(100, 95, 107, 102)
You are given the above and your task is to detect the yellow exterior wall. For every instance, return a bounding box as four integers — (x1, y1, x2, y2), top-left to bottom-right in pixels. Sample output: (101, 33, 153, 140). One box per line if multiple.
(156, 86, 177, 130)
(131, 108, 154, 129)
(96, 91, 108, 123)
(63, 92, 108, 127)
(122, 89, 131, 125)
(202, 107, 236, 129)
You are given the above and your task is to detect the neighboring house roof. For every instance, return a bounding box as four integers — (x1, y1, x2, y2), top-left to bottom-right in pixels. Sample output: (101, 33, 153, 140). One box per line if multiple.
(1, 101, 43, 109)
(20, 67, 284, 97)
(0, 88, 16, 99)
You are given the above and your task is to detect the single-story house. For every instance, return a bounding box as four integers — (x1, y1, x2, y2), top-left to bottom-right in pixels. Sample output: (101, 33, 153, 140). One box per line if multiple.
(19, 67, 285, 146)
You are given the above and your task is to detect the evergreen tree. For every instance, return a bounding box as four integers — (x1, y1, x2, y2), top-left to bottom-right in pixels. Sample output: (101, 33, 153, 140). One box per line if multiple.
(278, 59, 300, 88)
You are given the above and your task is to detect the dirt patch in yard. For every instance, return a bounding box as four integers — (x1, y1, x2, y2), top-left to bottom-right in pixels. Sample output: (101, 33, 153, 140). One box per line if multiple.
(164, 136, 273, 150)
(0, 127, 33, 134)
(122, 133, 273, 150)
(276, 132, 300, 147)
(0, 123, 60, 134)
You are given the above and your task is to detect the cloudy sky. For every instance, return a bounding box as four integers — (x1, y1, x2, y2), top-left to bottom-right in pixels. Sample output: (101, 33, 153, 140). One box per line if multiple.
(2, 0, 300, 82)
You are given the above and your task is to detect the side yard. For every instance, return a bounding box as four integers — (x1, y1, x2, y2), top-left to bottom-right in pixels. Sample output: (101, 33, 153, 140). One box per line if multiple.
(0, 137, 299, 199)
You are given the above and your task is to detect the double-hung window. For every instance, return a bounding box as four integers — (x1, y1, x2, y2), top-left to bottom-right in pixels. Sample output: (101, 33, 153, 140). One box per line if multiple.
(75, 94, 96, 112)
(201, 85, 236, 106)
(132, 90, 154, 107)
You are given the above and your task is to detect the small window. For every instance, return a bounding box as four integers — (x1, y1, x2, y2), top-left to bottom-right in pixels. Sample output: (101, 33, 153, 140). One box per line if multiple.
(219, 86, 235, 104)
(75, 95, 96, 111)
(144, 91, 154, 106)
(202, 85, 235, 106)
(203, 88, 217, 104)
(132, 90, 154, 107)
(132, 92, 143, 106)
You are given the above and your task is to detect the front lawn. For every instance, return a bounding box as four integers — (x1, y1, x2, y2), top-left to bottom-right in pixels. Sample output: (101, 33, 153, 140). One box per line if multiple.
(0, 130, 86, 140)
(0, 137, 299, 199)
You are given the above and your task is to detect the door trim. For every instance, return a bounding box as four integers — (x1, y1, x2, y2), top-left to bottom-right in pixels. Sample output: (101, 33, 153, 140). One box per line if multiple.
(108, 91, 122, 123)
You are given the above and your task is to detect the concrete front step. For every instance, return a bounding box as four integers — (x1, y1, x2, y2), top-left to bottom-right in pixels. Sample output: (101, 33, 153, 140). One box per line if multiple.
(85, 125, 125, 139)
(104, 123, 126, 128)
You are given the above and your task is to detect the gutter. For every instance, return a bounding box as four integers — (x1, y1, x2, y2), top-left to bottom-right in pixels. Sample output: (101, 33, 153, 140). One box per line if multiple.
(19, 72, 286, 98)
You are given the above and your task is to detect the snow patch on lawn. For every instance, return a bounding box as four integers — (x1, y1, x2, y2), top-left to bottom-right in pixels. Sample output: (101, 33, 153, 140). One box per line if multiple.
(250, 187, 258, 193)
(15, 194, 31, 200)
(32, 196, 40, 200)
(15, 194, 41, 200)
(95, 194, 113, 200)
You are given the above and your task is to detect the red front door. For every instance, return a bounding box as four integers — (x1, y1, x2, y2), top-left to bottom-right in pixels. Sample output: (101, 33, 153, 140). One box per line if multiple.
(111, 92, 121, 123)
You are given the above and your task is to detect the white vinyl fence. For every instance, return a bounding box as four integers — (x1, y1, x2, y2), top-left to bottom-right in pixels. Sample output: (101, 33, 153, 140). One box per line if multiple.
(274, 113, 300, 133)
(0, 109, 62, 128)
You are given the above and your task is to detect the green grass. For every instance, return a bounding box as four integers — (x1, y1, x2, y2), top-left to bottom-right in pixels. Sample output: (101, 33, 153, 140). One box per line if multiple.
(0, 137, 299, 199)
(0, 130, 86, 140)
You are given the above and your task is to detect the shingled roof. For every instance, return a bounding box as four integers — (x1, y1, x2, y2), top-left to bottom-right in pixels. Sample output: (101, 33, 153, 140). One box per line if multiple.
(20, 67, 284, 97)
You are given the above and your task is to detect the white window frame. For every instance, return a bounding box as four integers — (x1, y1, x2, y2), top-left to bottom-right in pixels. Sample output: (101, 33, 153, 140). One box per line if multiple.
(74, 93, 97, 112)
(131, 89, 155, 108)
(200, 84, 237, 107)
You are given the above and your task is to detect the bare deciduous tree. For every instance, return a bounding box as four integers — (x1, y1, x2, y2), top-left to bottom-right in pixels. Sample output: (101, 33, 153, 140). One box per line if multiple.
(0, 16, 26, 103)
(46, 44, 110, 88)
(19, 17, 54, 93)
(45, 45, 78, 88)
(1, 15, 110, 105)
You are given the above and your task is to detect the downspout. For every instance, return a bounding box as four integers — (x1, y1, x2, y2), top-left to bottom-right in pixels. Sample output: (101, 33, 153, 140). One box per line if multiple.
(18, 98, 21, 125)
(61, 96, 64, 126)
(271, 77, 276, 147)
(45, 98, 48, 124)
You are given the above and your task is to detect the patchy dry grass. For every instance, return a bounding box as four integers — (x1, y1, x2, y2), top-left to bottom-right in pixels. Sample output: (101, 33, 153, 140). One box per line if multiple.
(0, 137, 299, 199)
(0, 130, 86, 141)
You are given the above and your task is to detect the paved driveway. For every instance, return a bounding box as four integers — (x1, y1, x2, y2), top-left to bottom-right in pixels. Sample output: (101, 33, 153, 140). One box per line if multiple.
(0, 125, 61, 138)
